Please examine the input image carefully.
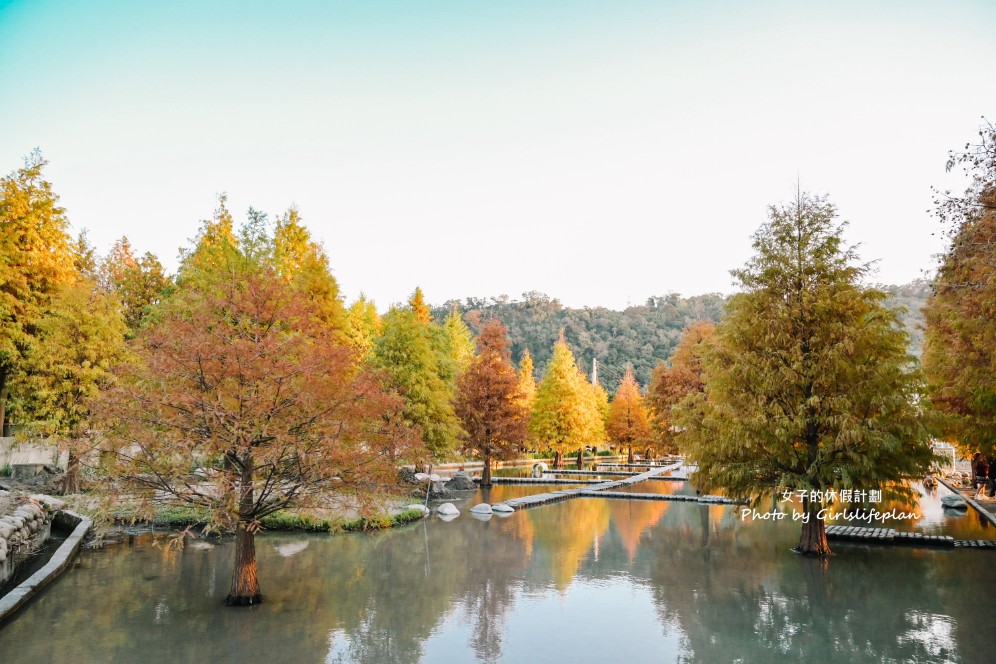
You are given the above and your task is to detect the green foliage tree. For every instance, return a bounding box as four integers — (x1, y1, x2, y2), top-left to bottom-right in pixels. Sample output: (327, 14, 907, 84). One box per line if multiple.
(676, 192, 933, 556)
(454, 320, 528, 486)
(99, 236, 171, 334)
(274, 207, 347, 333)
(443, 306, 476, 376)
(0, 151, 79, 432)
(372, 307, 462, 460)
(529, 332, 603, 468)
(923, 120, 996, 454)
(16, 282, 127, 492)
(344, 294, 382, 358)
(647, 322, 714, 454)
(606, 365, 651, 464)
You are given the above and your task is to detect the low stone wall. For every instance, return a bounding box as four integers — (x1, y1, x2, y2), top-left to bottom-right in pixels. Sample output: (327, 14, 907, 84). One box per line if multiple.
(0, 501, 91, 624)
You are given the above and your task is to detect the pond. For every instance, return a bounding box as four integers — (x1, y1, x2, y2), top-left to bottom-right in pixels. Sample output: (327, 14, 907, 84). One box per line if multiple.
(0, 481, 993, 663)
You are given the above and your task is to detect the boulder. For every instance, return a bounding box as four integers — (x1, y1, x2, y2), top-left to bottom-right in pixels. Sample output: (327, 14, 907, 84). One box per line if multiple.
(941, 494, 968, 510)
(437, 512, 459, 522)
(427, 481, 453, 500)
(445, 473, 477, 491)
(0, 521, 14, 539)
(469, 511, 492, 522)
(492, 503, 514, 513)
(469, 503, 493, 515)
(404, 504, 429, 514)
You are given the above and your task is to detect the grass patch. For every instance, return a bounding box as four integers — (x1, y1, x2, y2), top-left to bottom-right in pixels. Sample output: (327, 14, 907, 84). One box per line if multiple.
(110, 505, 426, 534)
(0, 464, 11, 477)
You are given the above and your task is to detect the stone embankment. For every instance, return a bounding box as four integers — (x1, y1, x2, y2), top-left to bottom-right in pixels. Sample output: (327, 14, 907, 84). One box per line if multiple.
(0, 492, 62, 588)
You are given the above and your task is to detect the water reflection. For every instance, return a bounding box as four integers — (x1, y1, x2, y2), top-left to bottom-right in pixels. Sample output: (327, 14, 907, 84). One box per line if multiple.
(1, 484, 994, 663)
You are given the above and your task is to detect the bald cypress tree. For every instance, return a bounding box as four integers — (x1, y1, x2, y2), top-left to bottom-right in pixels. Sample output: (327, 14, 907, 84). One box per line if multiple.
(530, 333, 602, 469)
(676, 192, 932, 556)
(454, 320, 527, 486)
(606, 366, 651, 464)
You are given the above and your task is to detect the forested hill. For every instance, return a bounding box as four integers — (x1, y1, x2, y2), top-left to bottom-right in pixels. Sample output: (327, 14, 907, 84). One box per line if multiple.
(432, 292, 727, 390)
(432, 281, 930, 393)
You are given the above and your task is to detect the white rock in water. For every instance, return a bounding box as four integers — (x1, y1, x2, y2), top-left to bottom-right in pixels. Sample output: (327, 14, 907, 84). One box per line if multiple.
(437, 512, 459, 522)
(470, 511, 492, 522)
(470, 503, 493, 515)
(414, 472, 430, 482)
(188, 540, 215, 550)
(436, 502, 459, 516)
(273, 541, 309, 557)
(492, 503, 514, 513)
(941, 494, 968, 509)
(404, 504, 429, 513)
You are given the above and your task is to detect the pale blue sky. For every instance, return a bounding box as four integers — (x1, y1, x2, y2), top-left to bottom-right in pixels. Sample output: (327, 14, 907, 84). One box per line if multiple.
(1, 0, 994, 309)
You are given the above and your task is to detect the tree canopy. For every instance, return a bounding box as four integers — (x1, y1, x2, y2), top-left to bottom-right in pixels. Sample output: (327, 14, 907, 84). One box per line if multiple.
(923, 120, 996, 454)
(0, 151, 80, 432)
(647, 322, 714, 454)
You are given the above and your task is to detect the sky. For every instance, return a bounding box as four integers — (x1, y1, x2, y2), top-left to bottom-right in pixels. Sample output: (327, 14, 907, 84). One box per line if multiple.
(1, 0, 994, 310)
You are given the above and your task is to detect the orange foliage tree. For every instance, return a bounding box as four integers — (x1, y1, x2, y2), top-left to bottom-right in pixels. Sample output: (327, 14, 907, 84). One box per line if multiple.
(454, 320, 528, 486)
(646, 322, 714, 453)
(99, 266, 417, 606)
(605, 365, 651, 463)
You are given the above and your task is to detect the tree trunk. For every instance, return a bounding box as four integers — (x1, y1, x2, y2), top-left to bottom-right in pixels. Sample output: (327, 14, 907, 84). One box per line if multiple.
(0, 378, 7, 435)
(481, 451, 493, 487)
(226, 458, 262, 606)
(63, 450, 80, 494)
(796, 498, 831, 556)
(553, 450, 563, 470)
(627, 445, 634, 465)
(225, 524, 262, 606)
(576, 449, 584, 469)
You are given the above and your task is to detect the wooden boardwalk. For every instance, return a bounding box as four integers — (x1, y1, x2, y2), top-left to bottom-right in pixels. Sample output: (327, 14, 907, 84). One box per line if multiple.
(488, 463, 737, 510)
(823, 524, 996, 549)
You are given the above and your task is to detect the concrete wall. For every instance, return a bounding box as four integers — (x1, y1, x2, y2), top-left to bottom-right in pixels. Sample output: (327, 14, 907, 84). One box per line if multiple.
(0, 437, 66, 469)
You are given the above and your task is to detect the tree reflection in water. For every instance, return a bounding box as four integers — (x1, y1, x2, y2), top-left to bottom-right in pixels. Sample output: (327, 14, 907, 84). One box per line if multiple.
(1, 493, 994, 663)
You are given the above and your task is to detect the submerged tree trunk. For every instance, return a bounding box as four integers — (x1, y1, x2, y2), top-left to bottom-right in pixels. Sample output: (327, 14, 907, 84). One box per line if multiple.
(576, 449, 584, 469)
(226, 459, 262, 606)
(481, 449, 493, 487)
(627, 445, 634, 465)
(226, 524, 262, 606)
(553, 450, 563, 470)
(796, 498, 831, 556)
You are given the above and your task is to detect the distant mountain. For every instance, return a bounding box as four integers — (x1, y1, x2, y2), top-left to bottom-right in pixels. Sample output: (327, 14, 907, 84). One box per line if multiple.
(433, 280, 930, 395)
(432, 291, 727, 391)
(878, 278, 931, 359)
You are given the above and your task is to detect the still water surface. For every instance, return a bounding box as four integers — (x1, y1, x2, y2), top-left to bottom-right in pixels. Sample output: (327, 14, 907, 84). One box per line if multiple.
(1, 482, 993, 663)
